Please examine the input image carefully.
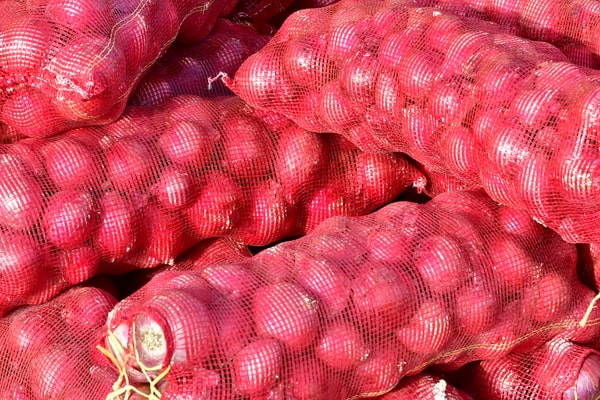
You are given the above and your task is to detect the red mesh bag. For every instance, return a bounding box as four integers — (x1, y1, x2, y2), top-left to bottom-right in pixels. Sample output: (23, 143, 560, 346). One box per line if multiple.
(407, 0, 600, 68)
(453, 338, 600, 399)
(129, 19, 272, 106)
(0, 0, 235, 139)
(97, 190, 600, 399)
(0, 282, 119, 400)
(372, 373, 473, 399)
(0, 237, 253, 400)
(0, 94, 417, 316)
(225, 0, 600, 245)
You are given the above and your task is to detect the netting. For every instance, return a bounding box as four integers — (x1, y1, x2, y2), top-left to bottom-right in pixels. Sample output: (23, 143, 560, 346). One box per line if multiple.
(97, 190, 600, 399)
(451, 338, 600, 399)
(0, 283, 118, 400)
(0, 94, 417, 316)
(129, 19, 272, 106)
(225, 0, 600, 245)
(0, 237, 253, 400)
(374, 373, 473, 399)
(0, 0, 234, 139)
(408, 0, 600, 69)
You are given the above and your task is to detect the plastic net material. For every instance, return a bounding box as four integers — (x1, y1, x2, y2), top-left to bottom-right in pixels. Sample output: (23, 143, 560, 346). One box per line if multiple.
(0, 282, 119, 400)
(225, 0, 600, 245)
(129, 19, 272, 107)
(0, 237, 253, 400)
(450, 338, 600, 399)
(371, 373, 473, 399)
(97, 190, 600, 399)
(409, 0, 600, 69)
(0, 94, 418, 317)
(0, 0, 235, 139)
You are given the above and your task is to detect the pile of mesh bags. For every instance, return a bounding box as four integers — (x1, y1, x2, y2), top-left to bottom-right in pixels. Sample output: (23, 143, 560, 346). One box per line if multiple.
(0, 0, 599, 398)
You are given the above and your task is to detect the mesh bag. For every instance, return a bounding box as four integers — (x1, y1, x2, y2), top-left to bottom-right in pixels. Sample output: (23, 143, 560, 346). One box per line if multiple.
(0, 94, 417, 316)
(410, 0, 600, 69)
(0, 0, 234, 139)
(129, 19, 272, 106)
(97, 190, 600, 399)
(373, 373, 473, 399)
(453, 338, 600, 399)
(0, 237, 252, 400)
(0, 283, 119, 400)
(225, 0, 600, 245)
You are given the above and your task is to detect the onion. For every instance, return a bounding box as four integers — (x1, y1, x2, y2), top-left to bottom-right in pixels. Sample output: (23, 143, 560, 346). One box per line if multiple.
(132, 204, 190, 267)
(57, 246, 100, 285)
(496, 206, 545, 242)
(302, 184, 356, 233)
(283, 34, 334, 89)
(326, 21, 366, 62)
(45, 0, 113, 32)
(294, 255, 350, 318)
(227, 47, 288, 108)
(355, 152, 414, 207)
(454, 283, 499, 335)
(253, 282, 319, 350)
(396, 50, 441, 102)
(201, 264, 258, 300)
(437, 126, 478, 179)
(374, 69, 405, 122)
(275, 126, 327, 204)
(158, 120, 217, 167)
(94, 190, 137, 261)
(44, 35, 127, 121)
(0, 154, 43, 230)
(1, 88, 65, 138)
(0, 17, 53, 77)
(6, 307, 61, 356)
(508, 88, 564, 129)
(488, 235, 540, 292)
(523, 272, 572, 323)
(351, 264, 414, 330)
(221, 115, 274, 181)
(319, 80, 361, 130)
(28, 346, 85, 400)
(185, 172, 244, 238)
(0, 231, 45, 297)
(352, 351, 402, 396)
(315, 322, 370, 370)
(233, 339, 283, 396)
(563, 354, 600, 400)
(112, 12, 149, 71)
(59, 287, 116, 335)
(153, 165, 197, 210)
(414, 235, 471, 295)
(340, 51, 380, 103)
(42, 136, 103, 190)
(396, 300, 453, 355)
(236, 180, 296, 246)
(42, 189, 97, 250)
(288, 358, 349, 399)
(214, 301, 254, 357)
(366, 226, 412, 264)
(105, 137, 157, 192)
(133, 289, 215, 373)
